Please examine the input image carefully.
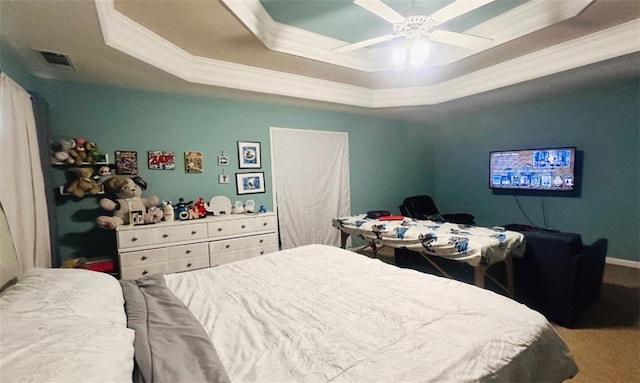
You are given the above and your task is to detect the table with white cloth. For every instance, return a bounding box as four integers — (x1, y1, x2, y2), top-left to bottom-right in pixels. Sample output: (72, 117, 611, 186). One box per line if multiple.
(332, 215, 526, 296)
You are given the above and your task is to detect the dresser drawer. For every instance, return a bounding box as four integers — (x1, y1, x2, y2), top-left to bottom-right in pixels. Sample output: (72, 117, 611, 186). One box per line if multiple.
(168, 242, 209, 260)
(117, 229, 153, 249)
(210, 233, 277, 253)
(251, 215, 277, 232)
(169, 255, 209, 273)
(152, 225, 182, 244)
(120, 262, 169, 280)
(151, 223, 207, 244)
(180, 223, 208, 241)
(120, 248, 168, 268)
(208, 217, 254, 238)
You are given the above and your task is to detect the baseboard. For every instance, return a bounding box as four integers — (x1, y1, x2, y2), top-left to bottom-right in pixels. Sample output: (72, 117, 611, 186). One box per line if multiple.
(606, 257, 640, 269)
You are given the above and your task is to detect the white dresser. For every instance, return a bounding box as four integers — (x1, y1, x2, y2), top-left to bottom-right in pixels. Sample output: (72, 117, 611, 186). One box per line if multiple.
(116, 212, 278, 279)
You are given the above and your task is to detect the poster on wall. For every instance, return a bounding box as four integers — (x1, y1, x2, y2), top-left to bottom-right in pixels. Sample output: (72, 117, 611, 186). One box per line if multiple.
(184, 151, 203, 173)
(148, 151, 175, 170)
(115, 150, 138, 175)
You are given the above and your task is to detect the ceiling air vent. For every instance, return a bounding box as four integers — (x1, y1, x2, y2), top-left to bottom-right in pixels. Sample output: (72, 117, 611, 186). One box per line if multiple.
(38, 50, 75, 69)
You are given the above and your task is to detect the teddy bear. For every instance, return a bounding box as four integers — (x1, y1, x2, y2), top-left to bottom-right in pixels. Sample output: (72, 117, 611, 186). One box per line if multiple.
(51, 139, 75, 164)
(64, 167, 102, 198)
(68, 138, 89, 165)
(95, 176, 159, 229)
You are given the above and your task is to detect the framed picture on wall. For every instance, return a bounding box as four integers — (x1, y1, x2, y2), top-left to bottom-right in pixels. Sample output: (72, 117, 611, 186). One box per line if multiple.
(237, 141, 261, 169)
(115, 150, 138, 175)
(148, 151, 175, 170)
(236, 172, 265, 194)
(184, 151, 203, 173)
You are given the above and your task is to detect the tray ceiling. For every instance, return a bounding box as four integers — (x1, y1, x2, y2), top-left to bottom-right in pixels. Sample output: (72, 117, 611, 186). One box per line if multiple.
(1, 0, 638, 112)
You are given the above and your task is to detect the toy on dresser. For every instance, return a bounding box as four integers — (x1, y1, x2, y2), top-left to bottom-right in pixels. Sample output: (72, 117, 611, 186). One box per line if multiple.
(95, 176, 160, 229)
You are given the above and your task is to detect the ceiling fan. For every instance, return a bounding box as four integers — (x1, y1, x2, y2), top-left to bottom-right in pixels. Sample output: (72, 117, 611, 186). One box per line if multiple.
(333, 0, 495, 53)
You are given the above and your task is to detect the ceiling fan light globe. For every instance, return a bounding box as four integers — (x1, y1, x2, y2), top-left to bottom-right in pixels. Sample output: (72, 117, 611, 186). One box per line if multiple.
(408, 40, 430, 67)
(391, 46, 407, 67)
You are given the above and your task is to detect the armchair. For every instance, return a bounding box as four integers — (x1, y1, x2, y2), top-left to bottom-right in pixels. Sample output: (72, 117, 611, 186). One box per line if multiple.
(508, 225, 608, 327)
(399, 195, 475, 225)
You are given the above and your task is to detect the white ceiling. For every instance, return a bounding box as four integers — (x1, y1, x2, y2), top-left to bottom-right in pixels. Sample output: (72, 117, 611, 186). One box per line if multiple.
(0, 0, 638, 120)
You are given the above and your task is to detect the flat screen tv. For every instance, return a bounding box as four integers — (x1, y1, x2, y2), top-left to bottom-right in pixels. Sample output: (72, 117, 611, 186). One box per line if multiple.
(489, 147, 577, 192)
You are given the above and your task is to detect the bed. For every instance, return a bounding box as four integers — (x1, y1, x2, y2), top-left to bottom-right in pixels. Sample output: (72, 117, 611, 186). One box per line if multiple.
(1, 256, 578, 381)
(333, 215, 526, 295)
(1, 205, 578, 382)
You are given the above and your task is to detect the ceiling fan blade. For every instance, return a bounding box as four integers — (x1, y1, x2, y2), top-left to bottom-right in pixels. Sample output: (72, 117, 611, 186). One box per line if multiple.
(354, 0, 405, 24)
(333, 34, 398, 53)
(431, 0, 495, 24)
(429, 30, 493, 50)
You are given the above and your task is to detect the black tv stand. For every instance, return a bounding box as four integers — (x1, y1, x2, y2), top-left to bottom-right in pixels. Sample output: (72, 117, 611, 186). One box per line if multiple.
(504, 223, 559, 233)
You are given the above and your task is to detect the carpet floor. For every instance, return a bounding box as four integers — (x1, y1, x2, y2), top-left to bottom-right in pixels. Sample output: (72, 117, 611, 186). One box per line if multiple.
(553, 264, 640, 383)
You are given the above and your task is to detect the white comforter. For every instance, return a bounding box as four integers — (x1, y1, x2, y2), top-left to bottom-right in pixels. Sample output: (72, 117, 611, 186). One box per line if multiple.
(165, 244, 577, 382)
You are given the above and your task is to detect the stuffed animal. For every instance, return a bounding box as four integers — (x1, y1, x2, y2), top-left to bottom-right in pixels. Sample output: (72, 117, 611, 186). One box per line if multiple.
(51, 139, 75, 164)
(85, 141, 104, 163)
(194, 197, 208, 218)
(68, 138, 89, 165)
(93, 165, 112, 185)
(95, 176, 159, 229)
(145, 206, 164, 224)
(65, 167, 102, 198)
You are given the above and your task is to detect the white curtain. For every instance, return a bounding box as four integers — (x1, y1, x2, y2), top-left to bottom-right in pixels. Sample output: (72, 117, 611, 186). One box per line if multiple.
(270, 127, 350, 249)
(0, 73, 51, 272)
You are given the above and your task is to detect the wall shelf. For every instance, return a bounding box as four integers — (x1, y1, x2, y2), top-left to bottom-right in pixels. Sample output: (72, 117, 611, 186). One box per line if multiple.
(57, 185, 105, 197)
(52, 154, 110, 167)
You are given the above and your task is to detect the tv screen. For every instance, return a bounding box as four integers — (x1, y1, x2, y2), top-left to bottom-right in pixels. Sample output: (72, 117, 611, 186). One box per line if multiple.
(489, 147, 577, 192)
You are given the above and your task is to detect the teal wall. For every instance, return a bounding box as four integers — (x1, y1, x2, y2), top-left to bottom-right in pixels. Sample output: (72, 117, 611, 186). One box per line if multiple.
(38, 81, 433, 262)
(431, 82, 639, 262)
(2, 43, 637, 263)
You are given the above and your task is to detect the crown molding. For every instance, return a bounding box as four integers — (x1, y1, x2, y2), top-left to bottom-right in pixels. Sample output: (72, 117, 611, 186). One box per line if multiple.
(220, 0, 380, 72)
(95, 0, 639, 108)
(223, 0, 594, 70)
(470, 0, 593, 41)
(95, 0, 374, 107)
(372, 19, 640, 107)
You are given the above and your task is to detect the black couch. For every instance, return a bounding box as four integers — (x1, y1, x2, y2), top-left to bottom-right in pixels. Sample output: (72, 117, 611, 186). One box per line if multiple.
(507, 225, 608, 327)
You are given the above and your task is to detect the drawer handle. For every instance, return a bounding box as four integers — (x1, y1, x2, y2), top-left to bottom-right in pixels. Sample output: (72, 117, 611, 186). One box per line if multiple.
(225, 244, 230, 249)
(131, 237, 138, 242)
(185, 249, 192, 254)
(260, 251, 265, 255)
(263, 222, 268, 226)
(187, 262, 193, 268)
(142, 269, 148, 275)
(217, 228, 223, 232)
(259, 239, 264, 243)
(162, 233, 169, 238)
(141, 255, 148, 261)
(191, 230, 197, 235)
(241, 225, 246, 229)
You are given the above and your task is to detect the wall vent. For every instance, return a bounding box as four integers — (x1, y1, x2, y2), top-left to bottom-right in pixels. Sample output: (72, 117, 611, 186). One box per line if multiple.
(38, 51, 75, 69)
